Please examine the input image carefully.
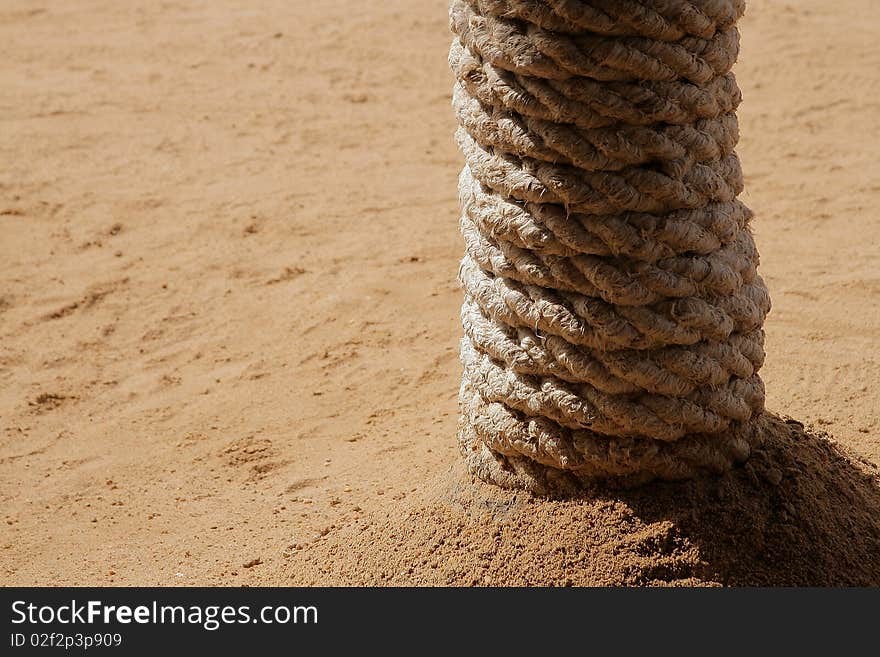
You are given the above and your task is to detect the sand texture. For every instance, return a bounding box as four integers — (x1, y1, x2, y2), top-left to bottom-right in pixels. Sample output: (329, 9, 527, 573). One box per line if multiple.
(1, 0, 879, 586)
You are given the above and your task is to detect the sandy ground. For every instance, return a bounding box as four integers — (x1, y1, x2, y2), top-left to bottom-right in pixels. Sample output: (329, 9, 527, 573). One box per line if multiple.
(1, 0, 878, 586)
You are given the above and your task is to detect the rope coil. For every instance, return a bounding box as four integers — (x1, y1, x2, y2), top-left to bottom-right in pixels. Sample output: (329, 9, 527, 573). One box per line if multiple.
(451, 0, 769, 491)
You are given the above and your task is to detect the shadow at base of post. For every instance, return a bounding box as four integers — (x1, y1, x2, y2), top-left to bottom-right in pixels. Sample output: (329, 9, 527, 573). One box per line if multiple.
(283, 412, 880, 586)
(602, 413, 880, 585)
(452, 412, 880, 586)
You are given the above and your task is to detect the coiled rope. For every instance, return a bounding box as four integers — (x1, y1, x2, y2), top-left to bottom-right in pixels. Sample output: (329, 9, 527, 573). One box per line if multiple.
(450, 0, 769, 491)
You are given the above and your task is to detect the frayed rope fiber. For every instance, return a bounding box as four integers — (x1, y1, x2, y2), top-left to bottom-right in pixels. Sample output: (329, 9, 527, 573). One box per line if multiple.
(450, 0, 770, 492)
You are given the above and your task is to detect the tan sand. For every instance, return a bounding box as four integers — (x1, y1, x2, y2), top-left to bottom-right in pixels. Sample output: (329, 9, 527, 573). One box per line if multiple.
(1, 0, 878, 586)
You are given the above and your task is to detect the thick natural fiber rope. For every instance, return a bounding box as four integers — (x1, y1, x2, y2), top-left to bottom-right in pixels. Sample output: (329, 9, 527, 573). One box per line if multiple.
(450, 0, 769, 492)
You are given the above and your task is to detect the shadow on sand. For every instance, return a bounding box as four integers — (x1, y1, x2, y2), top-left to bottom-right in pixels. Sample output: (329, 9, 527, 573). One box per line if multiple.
(597, 413, 880, 585)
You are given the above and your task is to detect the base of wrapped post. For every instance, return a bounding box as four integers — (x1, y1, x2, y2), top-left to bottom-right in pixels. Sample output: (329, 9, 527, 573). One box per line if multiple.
(287, 412, 880, 586)
(458, 378, 766, 495)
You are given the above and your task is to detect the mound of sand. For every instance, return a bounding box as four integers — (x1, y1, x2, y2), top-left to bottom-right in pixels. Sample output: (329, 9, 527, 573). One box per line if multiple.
(285, 414, 880, 586)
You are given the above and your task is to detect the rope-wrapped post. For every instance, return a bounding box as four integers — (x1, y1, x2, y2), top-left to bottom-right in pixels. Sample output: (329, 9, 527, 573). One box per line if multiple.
(450, 0, 771, 492)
